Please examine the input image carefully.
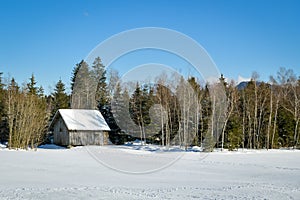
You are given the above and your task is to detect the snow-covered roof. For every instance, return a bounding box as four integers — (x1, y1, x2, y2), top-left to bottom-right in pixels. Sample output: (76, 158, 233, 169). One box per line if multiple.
(54, 109, 110, 131)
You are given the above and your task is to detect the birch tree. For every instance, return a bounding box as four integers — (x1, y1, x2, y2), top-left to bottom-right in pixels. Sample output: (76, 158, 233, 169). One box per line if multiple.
(220, 80, 238, 150)
(279, 68, 300, 148)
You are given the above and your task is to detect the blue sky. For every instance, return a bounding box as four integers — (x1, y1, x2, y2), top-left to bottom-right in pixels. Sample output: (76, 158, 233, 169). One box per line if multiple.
(0, 0, 299, 94)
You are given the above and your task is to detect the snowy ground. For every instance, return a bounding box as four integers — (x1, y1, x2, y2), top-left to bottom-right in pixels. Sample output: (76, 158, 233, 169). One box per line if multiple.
(0, 144, 299, 200)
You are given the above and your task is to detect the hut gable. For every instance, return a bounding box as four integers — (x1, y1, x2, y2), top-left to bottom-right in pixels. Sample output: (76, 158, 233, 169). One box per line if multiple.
(50, 109, 110, 146)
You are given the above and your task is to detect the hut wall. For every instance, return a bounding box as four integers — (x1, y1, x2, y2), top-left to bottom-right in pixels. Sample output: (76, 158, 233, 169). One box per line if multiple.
(69, 131, 109, 146)
(53, 117, 69, 146)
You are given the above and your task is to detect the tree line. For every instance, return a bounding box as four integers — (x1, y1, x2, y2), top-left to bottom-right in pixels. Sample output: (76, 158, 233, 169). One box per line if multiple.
(110, 68, 300, 151)
(0, 58, 299, 150)
(0, 73, 69, 149)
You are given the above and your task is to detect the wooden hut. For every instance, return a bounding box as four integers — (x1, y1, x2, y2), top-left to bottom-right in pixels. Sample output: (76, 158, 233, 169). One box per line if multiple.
(50, 109, 110, 146)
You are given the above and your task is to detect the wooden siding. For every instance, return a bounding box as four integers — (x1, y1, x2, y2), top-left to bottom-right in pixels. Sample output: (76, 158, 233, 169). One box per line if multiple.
(69, 131, 109, 146)
(53, 117, 69, 146)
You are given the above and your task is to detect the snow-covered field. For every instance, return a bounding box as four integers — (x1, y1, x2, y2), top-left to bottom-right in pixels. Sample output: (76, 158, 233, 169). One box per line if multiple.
(0, 144, 299, 200)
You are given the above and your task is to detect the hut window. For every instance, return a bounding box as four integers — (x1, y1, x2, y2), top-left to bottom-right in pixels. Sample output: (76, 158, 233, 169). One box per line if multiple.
(59, 127, 62, 133)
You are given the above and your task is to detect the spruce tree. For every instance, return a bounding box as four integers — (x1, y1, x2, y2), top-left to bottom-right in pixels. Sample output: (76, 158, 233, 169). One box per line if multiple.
(71, 61, 82, 92)
(0, 72, 8, 143)
(37, 86, 45, 98)
(51, 79, 69, 117)
(91, 57, 116, 130)
(91, 57, 108, 109)
(27, 74, 38, 95)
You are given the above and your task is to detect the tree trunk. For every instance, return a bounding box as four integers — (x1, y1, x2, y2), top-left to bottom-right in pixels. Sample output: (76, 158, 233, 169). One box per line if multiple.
(267, 89, 273, 150)
(253, 82, 258, 149)
(294, 119, 299, 149)
(271, 99, 279, 149)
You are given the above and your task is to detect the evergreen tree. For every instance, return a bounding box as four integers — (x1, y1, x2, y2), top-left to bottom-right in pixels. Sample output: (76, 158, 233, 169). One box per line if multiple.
(226, 114, 243, 150)
(91, 57, 108, 109)
(277, 107, 294, 147)
(0, 72, 8, 143)
(141, 84, 153, 126)
(200, 84, 213, 150)
(91, 57, 117, 131)
(219, 74, 228, 88)
(27, 74, 38, 95)
(71, 61, 82, 91)
(51, 79, 69, 117)
(129, 83, 143, 140)
(37, 86, 45, 98)
(0, 72, 4, 89)
(128, 83, 155, 143)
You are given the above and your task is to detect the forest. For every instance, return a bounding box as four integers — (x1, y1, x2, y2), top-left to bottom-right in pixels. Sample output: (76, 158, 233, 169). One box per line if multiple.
(0, 57, 299, 151)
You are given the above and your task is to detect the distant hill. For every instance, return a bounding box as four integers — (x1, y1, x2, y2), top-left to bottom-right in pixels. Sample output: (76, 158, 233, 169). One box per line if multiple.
(237, 81, 249, 90)
(237, 81, 266, 90)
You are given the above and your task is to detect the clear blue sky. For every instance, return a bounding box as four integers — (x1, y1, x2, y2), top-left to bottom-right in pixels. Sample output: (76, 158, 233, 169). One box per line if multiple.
(0, 0, 299, 94)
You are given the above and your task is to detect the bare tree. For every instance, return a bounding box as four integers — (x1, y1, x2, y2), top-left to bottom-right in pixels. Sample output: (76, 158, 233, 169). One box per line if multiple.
(252, 72, 259, 149)
(72, 61, 96, 109)
(266, 82, 273, 150)
(273, 68, 300, 148)
(176, 76, 198, 149)
(5, 78, 49, 149)
(221, 80, 238, 150)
